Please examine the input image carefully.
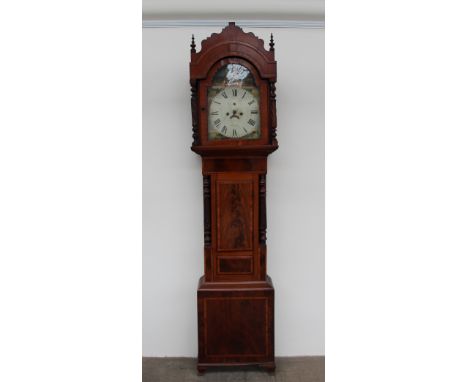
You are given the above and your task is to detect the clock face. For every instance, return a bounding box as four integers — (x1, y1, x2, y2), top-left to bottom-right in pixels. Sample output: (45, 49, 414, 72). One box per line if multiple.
(207, 64, 261, 140)
(208, 88, 260, 139)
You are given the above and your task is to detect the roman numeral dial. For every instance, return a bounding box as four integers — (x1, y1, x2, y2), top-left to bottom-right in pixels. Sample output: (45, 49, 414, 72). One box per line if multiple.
(208, 87, 260, 139)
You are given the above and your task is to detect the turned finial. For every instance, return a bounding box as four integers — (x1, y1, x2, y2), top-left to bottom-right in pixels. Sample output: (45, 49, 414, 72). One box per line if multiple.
(190, 34, 196, 53)
(269, 33, 275, 51)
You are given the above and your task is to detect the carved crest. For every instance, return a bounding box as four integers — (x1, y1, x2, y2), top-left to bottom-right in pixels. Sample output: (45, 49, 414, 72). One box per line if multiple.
(190, 22, 276, 80)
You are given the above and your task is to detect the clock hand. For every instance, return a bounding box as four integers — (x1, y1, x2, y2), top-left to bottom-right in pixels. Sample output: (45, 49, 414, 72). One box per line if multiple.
(230, 110, 241, 119)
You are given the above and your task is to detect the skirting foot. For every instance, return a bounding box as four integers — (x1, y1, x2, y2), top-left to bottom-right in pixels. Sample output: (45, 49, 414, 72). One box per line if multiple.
(261, 362, 276, 373)
(197, 365, 207, 375)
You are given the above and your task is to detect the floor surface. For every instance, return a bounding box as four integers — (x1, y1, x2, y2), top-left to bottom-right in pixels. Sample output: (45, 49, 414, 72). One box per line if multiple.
(142, 357, 324, 382)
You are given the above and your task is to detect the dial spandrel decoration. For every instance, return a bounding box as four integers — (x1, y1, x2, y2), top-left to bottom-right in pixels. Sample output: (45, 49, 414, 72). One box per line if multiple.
(208, 64, 261, 140)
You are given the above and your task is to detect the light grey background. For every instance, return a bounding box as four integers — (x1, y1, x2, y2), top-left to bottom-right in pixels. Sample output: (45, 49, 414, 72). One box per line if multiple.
(143, 26, 324, 356)
(142, 0, 324, 21)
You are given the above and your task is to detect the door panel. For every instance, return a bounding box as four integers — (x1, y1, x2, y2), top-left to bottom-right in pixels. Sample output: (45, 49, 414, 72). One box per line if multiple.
(212, 172, 259, 280)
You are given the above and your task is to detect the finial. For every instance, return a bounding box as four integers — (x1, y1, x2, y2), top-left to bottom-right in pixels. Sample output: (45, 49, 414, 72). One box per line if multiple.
(190, 34, 196, 53)
(269, 33, 275, 51)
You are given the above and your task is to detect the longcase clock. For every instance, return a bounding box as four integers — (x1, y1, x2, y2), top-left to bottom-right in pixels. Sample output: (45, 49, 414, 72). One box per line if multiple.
(189, 22, 278, 373)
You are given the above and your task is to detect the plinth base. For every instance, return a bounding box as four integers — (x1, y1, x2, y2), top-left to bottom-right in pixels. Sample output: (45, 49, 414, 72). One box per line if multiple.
(197, 276, 275, 371)
(197, 361, 275, 375)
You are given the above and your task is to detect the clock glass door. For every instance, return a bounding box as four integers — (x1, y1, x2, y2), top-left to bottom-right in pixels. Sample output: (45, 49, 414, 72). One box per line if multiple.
(207, 64, 261, 140)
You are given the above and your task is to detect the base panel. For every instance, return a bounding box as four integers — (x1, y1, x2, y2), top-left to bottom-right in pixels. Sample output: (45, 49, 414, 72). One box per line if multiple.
(197, 276, 275, 368)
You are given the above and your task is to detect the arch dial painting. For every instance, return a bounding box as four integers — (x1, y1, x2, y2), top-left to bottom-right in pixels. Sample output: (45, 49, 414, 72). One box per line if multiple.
(207, 64, 261, 140)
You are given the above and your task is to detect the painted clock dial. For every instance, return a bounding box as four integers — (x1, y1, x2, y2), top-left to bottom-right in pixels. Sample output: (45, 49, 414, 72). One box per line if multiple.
(207, 63, 261, 140)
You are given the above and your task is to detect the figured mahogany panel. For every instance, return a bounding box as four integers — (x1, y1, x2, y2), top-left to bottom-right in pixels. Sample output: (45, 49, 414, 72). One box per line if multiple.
(197, 278, 275, 367)
(216, 179, 253, 252)
(205, 297, 268, 357)
(218, 256, 253, 274)
(210, 172, 261, 281)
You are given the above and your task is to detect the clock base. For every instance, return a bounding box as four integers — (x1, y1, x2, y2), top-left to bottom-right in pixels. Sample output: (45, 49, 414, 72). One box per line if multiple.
(197, 361, 276, 374)
(197, 276, 275, 370)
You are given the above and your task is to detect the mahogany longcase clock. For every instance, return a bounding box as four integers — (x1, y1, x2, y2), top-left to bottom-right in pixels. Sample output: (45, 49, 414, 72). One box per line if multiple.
(189, 22, 278, 373)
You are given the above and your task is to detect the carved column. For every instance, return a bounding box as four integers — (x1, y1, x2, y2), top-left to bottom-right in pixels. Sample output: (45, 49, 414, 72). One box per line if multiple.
(203, 175, 211, 247)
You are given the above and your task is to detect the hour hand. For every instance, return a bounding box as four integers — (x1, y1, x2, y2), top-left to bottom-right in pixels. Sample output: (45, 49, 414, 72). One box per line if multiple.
(230, 110, 240, 119)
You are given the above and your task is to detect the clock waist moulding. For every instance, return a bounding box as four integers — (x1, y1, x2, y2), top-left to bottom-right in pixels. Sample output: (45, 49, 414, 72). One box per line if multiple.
(189, 22, 278, 373)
